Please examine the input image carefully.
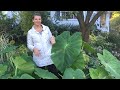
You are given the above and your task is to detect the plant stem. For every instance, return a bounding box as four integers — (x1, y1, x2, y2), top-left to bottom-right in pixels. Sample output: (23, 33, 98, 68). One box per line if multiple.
(15, 67, 17, 76)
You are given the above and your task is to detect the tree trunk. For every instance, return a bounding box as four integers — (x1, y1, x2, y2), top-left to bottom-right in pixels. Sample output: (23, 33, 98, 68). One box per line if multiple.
(74, 11, 106, 42)
(81, 27, 90, 42)
(85, 29, 90, 42)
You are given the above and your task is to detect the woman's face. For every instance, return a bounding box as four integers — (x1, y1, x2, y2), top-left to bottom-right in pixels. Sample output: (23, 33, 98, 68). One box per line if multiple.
(33, 15, 42, 26)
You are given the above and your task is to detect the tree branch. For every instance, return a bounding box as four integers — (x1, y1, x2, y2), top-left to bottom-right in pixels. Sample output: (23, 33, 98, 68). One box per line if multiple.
(85, 11, 93, 24)
(88, 11, 106, 28)
(76, 11, 86, 29)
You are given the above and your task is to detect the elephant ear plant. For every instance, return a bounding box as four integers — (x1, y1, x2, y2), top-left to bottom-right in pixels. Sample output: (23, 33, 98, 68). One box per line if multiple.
(97, 49, 120, 79)
(51, 31, 85, 79)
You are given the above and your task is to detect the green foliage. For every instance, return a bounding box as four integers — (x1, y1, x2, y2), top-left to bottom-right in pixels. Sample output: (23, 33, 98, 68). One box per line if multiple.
(0, 45, 17, 54)
(105, 30, 120, 59)
(55, 24, 79, 35)
(0, 12, 22, 47)
(71, 52, 86, 70)
(2, 12, 120, 79)
(51, 31, 82, 73)
(89, 33, 97, 44)
(90, 31, 120, 60)
(90, 33, 113, 54)
(0, 34, 9, 57)
(107, 30, 120, 48)
(63, 68, 85, 79)
(0, 64, 7, 77)
(0, 12, 18, 34)
(94, 35, 106, 48)
(0, 33, 17, 64)
(0, 12, 24, 47)
(16, 44, 28, 55)
(34, 68, 58, 79)
(20, 74, 35, 79)
(83, 41, 96, 54)
(88, 56, 101, 69)
(12, 55, 35, 76)
(19, 11, 34, 35)
(0, 74, 12, 79)
(0, 33, 36, 79)
(97, 49, 120, 79)
(110, 11, 120, 32)
(83, 52, 90, 64)
(89, 67, 111, 79)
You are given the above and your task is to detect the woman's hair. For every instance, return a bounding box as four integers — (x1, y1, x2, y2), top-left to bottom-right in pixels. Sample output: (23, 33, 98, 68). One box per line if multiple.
(32, 13, 42, 19)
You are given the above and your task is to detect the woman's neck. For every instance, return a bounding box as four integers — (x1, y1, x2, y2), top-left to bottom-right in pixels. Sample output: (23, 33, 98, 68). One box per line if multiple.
(34, 24, 41, 28)
(34, 25, 42, 32)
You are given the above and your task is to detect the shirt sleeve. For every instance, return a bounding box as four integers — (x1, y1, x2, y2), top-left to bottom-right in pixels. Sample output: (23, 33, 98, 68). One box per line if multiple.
(27, 31, 34, 52)
(47, 26, 52, 38)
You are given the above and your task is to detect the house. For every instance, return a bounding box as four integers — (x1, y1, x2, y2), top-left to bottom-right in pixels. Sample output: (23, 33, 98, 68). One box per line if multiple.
(50, 11, 111, 32)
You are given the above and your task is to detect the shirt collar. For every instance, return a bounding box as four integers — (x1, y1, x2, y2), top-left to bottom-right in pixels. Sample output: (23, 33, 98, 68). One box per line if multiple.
(32, 24, 45, 33)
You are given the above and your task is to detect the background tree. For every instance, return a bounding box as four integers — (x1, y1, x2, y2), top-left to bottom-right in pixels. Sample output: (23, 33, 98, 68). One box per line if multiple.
(0, 11, 17, 34)
(73, 11, 105, 42)
(19, 11, 34, 35)
(110, 11, 120, 32)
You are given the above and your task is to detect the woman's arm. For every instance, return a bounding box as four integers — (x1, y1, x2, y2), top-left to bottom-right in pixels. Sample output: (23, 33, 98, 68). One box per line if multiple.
(47, 26, 56, 45)
(27, 31, 34, 52)
(27, 31, 40, 56)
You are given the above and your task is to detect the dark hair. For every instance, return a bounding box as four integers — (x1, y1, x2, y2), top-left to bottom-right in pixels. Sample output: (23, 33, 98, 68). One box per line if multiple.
(32, 13, 42, 19)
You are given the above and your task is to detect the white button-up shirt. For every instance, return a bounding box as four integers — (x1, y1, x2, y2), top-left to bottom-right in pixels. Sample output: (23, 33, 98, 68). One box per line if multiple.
(27, 24, 53, 67)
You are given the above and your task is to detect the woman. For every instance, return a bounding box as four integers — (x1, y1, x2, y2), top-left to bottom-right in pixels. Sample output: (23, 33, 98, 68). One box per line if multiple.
(27, 13, 62, 79)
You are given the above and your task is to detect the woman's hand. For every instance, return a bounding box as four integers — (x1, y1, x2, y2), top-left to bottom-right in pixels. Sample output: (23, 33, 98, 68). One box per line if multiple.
(50, 36, 56, 45)
(33, 48, 40, 57)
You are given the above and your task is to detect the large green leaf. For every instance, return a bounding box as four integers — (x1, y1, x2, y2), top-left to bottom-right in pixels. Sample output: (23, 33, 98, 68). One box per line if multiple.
(20, 74, 35, 79)
(51, 31, 82, 73)
(62, 68, 85, 79)
(13, 56, 26, 67)
(18, 62, 35, 74)
(89, 67, 111, 79)
(34, 68, 58, 79)
(0, 64, 7, 77)
(12, 56, 35, 74)
(97, 49, 120, 79)
(0, 74, 11, 79)
(71, 52, 86, 70)
(20, 53, 33, 62)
